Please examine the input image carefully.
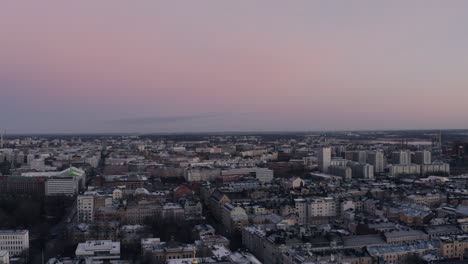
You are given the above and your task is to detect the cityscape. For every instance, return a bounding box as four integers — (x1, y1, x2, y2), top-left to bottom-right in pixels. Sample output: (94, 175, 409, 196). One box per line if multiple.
(1, 131, 468, 264)
(2, 1, 468, 264)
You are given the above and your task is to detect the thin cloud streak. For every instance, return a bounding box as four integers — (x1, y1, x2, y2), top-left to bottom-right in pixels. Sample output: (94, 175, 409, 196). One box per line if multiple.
(110, 113, 222, 125)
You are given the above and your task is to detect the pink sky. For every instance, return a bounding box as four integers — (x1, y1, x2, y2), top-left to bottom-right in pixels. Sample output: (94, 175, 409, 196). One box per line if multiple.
(1, 1, 468, 133)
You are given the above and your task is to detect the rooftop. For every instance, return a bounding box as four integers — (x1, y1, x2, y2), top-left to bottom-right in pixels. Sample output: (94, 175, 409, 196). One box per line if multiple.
(0, 230, 28, 235)
(367, 240, 439, 255)
(76, 240, 120, 254)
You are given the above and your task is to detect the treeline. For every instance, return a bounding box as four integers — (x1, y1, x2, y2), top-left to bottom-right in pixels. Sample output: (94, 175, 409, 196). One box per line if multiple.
(0, 161, 11, 175)
(0, 196, 42, 228)
(0, 195, 72, 228)
(144, 217, 203, 243)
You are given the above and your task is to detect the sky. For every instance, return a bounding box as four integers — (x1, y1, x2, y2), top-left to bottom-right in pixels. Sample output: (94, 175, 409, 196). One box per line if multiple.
(1, 1, 468, 134)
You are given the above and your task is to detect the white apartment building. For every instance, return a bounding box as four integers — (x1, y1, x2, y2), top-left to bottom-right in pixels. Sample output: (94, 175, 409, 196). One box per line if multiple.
(45, 177, 80, 196)
(294, 199, 307, 225)
(85, 155, 101, 168)
(221, 167, 273, 183)
(421, 163, 450, 176)
(78, 195, 95, 222)
(308, 197, 336, 218)
(0, 251, 9, 264)
(351, 151, 368, 163)
(367, 150, 385, 173)
(392, 151, 411, 165)
(294, 197, 336, 224)
(414, 151, 431, 165)
(112, 189, 123, 201)
(184, 168, 221, 182)
(389, 163, 450, 177)
(22, 166, 86, 192)
(389, 164, 421, 177)
(318, 148, 331, 173)
(75, 240, 120, 263)
(0, 230, 29, 256)
(329, 165, 352, 180)
(330, 158, 348, 167)
(348, 162, 374, 180)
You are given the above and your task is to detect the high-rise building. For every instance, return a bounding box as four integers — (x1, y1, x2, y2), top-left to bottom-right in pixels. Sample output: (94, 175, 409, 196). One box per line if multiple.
(318, 147, 331, 173)
(344, 151, 367, 163)
(329, 166, 352, 180)
(353, 151, 368, 163)
(348, 162, 374, 180)
(330, 158, 348, 167)
(367, 151, 385, 173)
(414, 151, 431, 165)
(392, 151, 411, 165)
(344, 151, 354, 161)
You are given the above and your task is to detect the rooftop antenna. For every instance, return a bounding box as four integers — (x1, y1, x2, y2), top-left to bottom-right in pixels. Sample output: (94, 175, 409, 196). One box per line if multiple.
(438, 130, 442, 148)
(0, 130, 5, 149)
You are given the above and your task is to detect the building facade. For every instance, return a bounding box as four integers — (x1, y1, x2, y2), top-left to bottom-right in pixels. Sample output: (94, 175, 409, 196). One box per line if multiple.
(318, 148, 331, 173)
(0, 230, 29, 256)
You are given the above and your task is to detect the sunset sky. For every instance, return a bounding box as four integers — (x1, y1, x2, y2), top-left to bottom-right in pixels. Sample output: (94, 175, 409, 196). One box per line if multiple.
(1, 1, 468, 133)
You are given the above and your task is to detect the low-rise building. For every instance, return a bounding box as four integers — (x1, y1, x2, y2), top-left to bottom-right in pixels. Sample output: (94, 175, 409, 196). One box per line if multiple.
(221, 168, 273, 183)
(421, 163, 450, 176)
(406, 193, 445, 207)
(0, 230, 29, 256)
(367, 240, 439, 264)
(384, 230, 429, 244)
(389, 164, 421, 177)
(0, 251, 9, 264)
(439, 235, 468, 260)
(75, 240, 120, 263)
(141, 238, 195, 264)
(424, 225, 463, 239)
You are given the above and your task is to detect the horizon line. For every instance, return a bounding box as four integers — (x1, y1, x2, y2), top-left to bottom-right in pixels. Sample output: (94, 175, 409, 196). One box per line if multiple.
(3, 128, 467, 137)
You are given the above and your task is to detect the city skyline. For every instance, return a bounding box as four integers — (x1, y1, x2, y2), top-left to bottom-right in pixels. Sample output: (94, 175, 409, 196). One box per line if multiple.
(1, 1, 468, 133)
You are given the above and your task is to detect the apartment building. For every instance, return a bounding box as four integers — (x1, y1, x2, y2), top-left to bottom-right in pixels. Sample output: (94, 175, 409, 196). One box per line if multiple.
(78, 195, 95, 223)
(421, 163, 450, 176)
(414, 150, 431, 165)
(384, 230, 429, 244)
(184, 167, 221, 182)
(367, 240, 438, 264)
(141, 238, 195, 264)
(0, 251, 8, 264)
(45, 177, 80, 196)
(367, 150, 385, 173)
(389, 164, 421, 177)
(0, 230, 29, 256)
(439, 235, 468, 260)
(221, 167, 274, 183)
(294, 197, 336, 224)
(318, 148, 331, 173)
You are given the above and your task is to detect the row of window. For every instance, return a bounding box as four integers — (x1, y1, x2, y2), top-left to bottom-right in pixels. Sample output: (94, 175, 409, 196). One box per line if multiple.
(0, 236, 25, 240)
(0, 246, 26, 251)
(0, 241, 24, 245)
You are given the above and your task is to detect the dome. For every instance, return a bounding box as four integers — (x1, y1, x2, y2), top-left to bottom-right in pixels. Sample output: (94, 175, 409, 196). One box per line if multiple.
(134, 188, 150, 195)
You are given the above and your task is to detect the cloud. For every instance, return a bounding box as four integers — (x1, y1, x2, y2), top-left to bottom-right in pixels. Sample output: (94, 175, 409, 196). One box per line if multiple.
(109, 113, 221, 125)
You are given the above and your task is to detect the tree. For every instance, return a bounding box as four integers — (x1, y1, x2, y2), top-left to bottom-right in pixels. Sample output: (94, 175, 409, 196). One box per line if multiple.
(0, 161, 11, 175)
